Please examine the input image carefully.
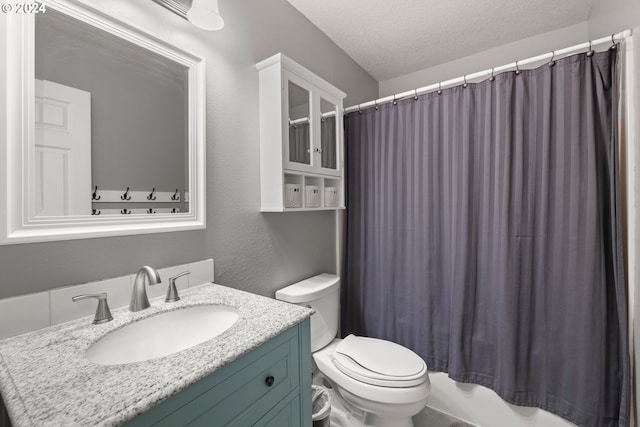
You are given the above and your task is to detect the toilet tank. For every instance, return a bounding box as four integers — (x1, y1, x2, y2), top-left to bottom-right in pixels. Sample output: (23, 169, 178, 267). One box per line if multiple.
(275, 273, 339, 352)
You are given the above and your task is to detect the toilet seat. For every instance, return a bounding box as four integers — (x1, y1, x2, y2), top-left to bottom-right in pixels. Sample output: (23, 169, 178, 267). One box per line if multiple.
(331, 335, 427, 387)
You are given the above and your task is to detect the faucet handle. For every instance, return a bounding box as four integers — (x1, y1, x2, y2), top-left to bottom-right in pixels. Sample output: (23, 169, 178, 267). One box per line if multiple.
(166, 271, 190, 302)
(72, 293, 113, 324)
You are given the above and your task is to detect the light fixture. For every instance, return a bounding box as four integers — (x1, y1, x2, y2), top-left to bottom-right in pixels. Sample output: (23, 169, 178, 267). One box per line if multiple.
(153, 0, 224, 31)
(187, 0, 224, 31)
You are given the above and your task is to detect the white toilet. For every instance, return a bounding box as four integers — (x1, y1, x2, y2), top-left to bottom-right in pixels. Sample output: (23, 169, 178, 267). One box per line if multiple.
(276, 273, 430, 427)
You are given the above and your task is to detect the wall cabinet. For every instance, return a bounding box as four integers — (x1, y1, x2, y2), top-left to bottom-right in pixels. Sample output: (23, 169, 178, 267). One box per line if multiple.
(257, 53, 346, 211)
(125, 319, 311, 427)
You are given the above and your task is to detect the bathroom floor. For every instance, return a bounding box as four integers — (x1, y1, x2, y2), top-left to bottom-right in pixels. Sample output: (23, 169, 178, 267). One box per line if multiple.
(413, 406, 475, 427)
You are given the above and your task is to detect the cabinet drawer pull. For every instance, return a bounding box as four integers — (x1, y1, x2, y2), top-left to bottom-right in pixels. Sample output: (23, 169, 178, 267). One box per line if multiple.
(265, 375, 275, 387)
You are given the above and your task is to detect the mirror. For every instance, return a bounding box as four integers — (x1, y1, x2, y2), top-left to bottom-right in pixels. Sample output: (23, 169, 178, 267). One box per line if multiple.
(35, 9, 189, 217)
(1, 0, 206, 244)
(320, 98, 337, 170)
(288, 80, 310, 165)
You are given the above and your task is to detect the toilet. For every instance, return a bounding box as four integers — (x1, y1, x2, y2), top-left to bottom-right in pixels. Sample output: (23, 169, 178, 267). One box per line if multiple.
(276, 273, 430, 427)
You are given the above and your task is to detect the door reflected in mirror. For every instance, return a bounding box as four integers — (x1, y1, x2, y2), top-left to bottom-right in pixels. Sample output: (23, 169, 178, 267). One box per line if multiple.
(34, 9, 189, 217)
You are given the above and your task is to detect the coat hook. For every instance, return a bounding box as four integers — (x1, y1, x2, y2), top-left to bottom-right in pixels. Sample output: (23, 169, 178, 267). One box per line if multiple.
(549, 51, 556, 68)
(147, 208, 156, 214)
(171, 189, 180, 201)
(121, 187, 131, 201)
(92, 186, 101, 201)
(92, 209, 100, 215)
(121, 208, 131, 215)
(147, 188, 156, 201)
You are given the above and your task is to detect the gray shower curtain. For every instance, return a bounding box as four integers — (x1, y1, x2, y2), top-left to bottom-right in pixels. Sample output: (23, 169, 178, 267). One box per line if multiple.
(342, 50, 629, 427)
(289, 122, 310, 164)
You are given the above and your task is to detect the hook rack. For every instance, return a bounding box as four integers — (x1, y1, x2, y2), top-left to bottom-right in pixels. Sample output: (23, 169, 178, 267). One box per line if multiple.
(121, 208, 131, 215)
(92, 209, 100, 215)
(92, 188, 185, 203)
(121, 187, 131, 201)
(147, 208, 156, 214)
(92, 186, 101, 201)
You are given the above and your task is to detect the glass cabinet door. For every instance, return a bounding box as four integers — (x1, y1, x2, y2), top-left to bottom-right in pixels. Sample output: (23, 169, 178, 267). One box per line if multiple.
(320, 98, 338, 171)
(287, 80, 311, 166)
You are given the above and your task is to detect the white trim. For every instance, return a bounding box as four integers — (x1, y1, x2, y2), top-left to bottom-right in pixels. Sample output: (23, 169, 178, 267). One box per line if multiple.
(0, 0, 206, 244)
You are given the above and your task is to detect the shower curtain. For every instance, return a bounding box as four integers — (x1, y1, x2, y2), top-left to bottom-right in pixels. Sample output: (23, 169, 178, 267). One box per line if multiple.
(289, 122, 310, 164)
(342, 50, 629, 427)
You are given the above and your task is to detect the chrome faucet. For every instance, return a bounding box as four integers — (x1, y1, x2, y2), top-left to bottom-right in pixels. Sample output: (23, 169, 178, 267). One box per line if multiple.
(129, 266, 162, 312)
(166, 271, 190, 302)
(72, 293, 113, 324)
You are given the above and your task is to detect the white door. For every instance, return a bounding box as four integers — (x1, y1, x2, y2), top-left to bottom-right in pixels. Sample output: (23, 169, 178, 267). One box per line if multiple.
(34, 79, 91, 216)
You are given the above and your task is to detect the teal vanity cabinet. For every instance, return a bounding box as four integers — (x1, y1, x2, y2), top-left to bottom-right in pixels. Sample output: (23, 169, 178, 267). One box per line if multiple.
(125, 319, 311, 426)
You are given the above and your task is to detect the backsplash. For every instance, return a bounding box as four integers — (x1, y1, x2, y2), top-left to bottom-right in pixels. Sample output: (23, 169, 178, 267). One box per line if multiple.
(0, 259, 214, 340)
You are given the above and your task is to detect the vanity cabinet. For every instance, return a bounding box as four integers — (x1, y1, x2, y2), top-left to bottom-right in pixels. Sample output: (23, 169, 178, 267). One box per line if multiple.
(257, 53, 346, 211)
(125, 319, 311, 427)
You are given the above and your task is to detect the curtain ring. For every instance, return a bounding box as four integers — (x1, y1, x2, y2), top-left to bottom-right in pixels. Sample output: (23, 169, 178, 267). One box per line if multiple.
(414, 88, 419, 100)
(549, 51, 556, 68)
(514, 60, 521, 75)
(610, 34, 618, 51)
(437, 82, 443, 95)
(489, 67, 495, 82)
(586, 40, 594, 57)
(463, 75, 468, 88)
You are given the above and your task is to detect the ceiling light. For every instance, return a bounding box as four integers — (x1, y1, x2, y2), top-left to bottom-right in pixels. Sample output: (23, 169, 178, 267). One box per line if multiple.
(187, 0, 224, 31)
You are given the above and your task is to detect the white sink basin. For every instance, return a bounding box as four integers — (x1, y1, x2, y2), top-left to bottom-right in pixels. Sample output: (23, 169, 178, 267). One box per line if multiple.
(86, 305, 240, 365)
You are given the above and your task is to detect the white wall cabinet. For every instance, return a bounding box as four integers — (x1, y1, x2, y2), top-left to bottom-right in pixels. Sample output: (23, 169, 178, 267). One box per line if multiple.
(257, 53, 346, 211)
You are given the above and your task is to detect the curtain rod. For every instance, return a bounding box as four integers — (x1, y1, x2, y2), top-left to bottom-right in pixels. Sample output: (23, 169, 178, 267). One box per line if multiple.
(344, 29, 632, 114)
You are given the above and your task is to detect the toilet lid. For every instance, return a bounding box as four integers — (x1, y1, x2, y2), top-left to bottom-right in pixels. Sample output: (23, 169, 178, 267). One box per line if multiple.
(331, 335, 427, 387)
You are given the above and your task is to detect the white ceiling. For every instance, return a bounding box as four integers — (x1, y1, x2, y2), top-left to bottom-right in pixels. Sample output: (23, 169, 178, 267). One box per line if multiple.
(287, 0, 595, 82)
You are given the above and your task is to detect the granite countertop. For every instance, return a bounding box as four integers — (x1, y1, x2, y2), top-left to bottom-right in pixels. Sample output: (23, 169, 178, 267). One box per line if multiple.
(0, 284, 312, 426)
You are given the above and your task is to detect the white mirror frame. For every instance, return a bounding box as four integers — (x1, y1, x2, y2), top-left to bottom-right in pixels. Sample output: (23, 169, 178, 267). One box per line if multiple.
(0, 0, 206, 245)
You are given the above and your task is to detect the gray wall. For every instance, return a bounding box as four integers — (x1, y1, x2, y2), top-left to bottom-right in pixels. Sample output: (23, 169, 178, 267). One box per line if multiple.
(0, 0, 378, 299)
(379, 22, 588, 96)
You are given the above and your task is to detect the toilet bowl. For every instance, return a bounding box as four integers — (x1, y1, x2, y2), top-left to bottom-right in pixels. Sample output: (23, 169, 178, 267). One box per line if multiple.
(275, 274, 430, 427)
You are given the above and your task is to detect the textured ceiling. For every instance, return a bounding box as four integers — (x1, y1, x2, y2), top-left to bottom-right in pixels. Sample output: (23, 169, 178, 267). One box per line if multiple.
(287, 0, 595, 81)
